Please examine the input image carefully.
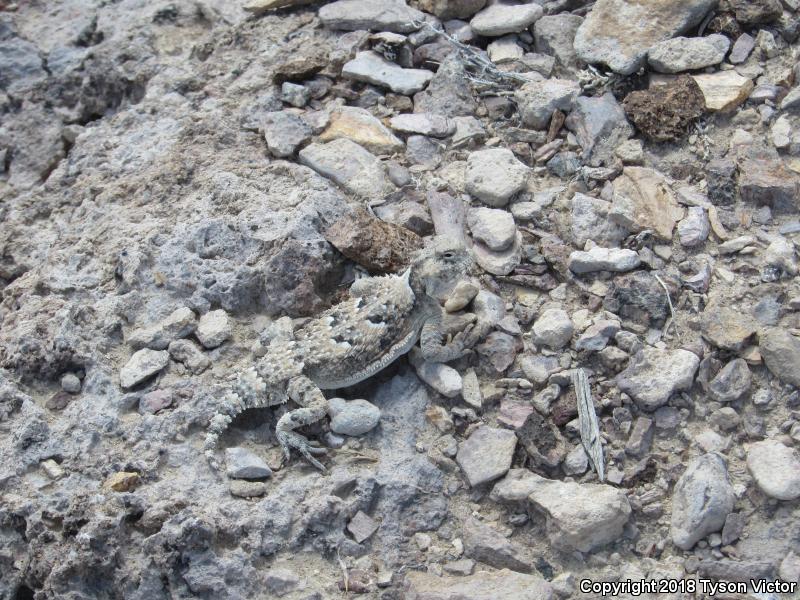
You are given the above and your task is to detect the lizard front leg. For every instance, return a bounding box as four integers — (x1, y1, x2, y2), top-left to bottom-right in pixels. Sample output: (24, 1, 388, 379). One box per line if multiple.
(420, 313, 490, 362)
(276, 375, 328, 471)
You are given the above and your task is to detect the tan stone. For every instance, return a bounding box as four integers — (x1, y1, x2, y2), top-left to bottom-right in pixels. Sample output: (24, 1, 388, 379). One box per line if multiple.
(404, 568, 554, 600)
(691, 71, 754, 112)
(104, 471, 140, 492)
(610, 167, 684, 240)
(319, 107, 404, 155)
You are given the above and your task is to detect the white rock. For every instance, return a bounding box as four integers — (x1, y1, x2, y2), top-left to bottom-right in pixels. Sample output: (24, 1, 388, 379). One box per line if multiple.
(514, 79, 580, 130)
(747, 440, 800, 500)
(487, 35, 524, 63)
(319, 0, 425, 33)
(568, 247, 641, 274)
(465, 148, 529, 207)
(120, 349, 170, 389)
(472, 231, 522, 276)
(328, 398, 382, 436)
(413, 358, 463, 398)
(196, 309, 232, 349)
(677, 206, 710, 247)
(470, 2, 543, 37)
(647, 34, 730, 73)
(389, 113, 454, 138)
(467, 207, 517, 251)
(532, 308, 574, 349)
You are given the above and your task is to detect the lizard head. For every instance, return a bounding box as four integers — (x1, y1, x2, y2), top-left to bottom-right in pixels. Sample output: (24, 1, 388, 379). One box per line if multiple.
(409, 235, 472, 297)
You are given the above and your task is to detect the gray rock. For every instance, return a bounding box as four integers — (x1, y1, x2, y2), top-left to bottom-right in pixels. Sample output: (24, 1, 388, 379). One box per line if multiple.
(225, 447, 272, 479)
(299, 138, 397, 199)
(451, 115, 487, 147)
(342, 51, 433, 95)
(465, 148, 529, 207)
(406, 135, 443, 168)
(456, 426, 517, 487)
(677, 206, 710, 247)
(514, 79, 580, 130)
(562, 444, 588, 476)
(129, 307, 197, 350)
(721, 512, 746, 546)
(264, 568, 301, 596)
(570, 193, 628, 247)
(671, 453, 734, 550)
(389, 113, 454, 138)
(347, 510, 380, 543)
(759, 328, 800, 388)
(0, 39, 47, 95)
(373, 200, 433, 236)
(262, 111, 313, 158)
(532, 308, 574, 350)
(574, 0, 718, 75)
(469, 2, 543, 36)
(625, 416, 654, 457)
(196, 309, 232, 349)
(546, 152, 581, 179)
(280, 82, 310, 108)
(411, 351, 464, 398)
(467, 207, 517, 251)
(414, 53, 478, 117)
(565, 93, 633, 166)
(463, 516, 531, 572)
(707, 358, 751, 403)
(729, 33, 755, 64)
(616, 347, 700, 411)
(418, 0, 486, 19)
(568, 247, 640, 274)
(319, 0, 425, 33)
(487, 35, 524, 63)
(574, 319, 620, 352)
(120, 349, 170, 389)
(533, 14, 583, 69)
(404, 569, 554, 599)
(229, 480, 267, 498)
(780, 552, 800, 584)
(472, 289, 506, 325)
(139, 389, 173, 414)
(168, 339, 211, 374)
(328, 398, 382, 436)
(746, 440, 800, 500)
(763, 237, 798, 277)
(60, 373, 81, 394)
(495, 470, 631, 552)
(647, 34, 730, 73)
(472, 232, 523, 276)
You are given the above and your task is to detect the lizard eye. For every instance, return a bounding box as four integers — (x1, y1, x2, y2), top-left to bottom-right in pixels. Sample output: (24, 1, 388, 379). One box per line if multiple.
(443, 252, 454, 259)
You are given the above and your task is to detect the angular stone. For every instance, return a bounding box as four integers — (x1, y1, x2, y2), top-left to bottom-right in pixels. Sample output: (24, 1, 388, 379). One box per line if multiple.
(610, 167, 684, 241)
(196, 309, 232, 349)
(759, 328, 800, 388)
(403, 569, 554, 600)
(319, 0, 425, 33)
(465, 148, 529, 207)
(299, 139, 397, 199)
(729, 33, 755, 64)
(467, 207, 517, 251)
(120, 349, 170, 389)
(737, 156, 799, 213)
(565, 93, 633, 166)
(320, 107, 404, 154)
(691, 71, 754, 112)
(532, 308, 573, 350)
(533, 14, 583, 69)
(456, 426, 517, 487)
(707, 358, 751, 403)
(702, 305, 757, 351)
(445, 280, 480, 313)
(414, 54, 478, 118)
(342, 51, 433, 95)
(104, 471, 140, 492)
(347, 510, 380, 543)
(568, 247, 640, 274)
(139, 389, 173, 414)
(230, 480, 267, 498)
(647, 34, 729, 73)
(671, 453, 735, 550)
(262, 111, 313, 158)
(225, 447, 272, 479)
(570, 193, 628, 247)
(463, 517, 531, 572)
(574, 0, 718, 75)
(413, 358, 463, 398)
(389, 113, 454, 138)
(129, 307, 197, 350)
(616, 347, 700, 411)
(487, 35, 524, 64)
(167, 339, 210, 375)
(677, 206, 709, 247)
(514, 79, 580, 130)
(470, 3, 543, 37)
(625, 417, 654, 457)
(417, 0, 487, 19)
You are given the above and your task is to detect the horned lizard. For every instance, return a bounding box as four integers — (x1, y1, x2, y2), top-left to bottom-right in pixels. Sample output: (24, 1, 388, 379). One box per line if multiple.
(204, 235, 488, 471)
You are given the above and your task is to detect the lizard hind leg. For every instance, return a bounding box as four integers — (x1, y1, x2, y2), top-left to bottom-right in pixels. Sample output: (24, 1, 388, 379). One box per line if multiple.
(276, 375, 328, 471)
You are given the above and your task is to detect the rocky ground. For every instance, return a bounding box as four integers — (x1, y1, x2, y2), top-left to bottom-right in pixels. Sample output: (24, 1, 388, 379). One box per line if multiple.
(2, 0, 800, 598)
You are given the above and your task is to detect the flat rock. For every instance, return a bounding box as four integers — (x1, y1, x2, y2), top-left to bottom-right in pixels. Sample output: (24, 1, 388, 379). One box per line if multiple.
(702, 304, 757, 351)
(262, 111, 313, 158)
(760, 328, 800, 389)
(389, 113, 454, 138)
(299, 138, 397, 199)
(565, 92, 633, 166)
(413, 358, 464, 398)
(120, 349, 170, 389)
(691, 71, 754, 112)
(225, 447, 272, 479)
(514, 79, 580, 130)
(647, 34, 730, 73)
(729, 33, 755, 64)
(746, 440, 800, 500)
(347, 510, 380, 543)
(456, 426, 517, 487)
(342, 51, 433, 95)
(417, 0, 487, 19)
(574, 0, 717, 75)
(610, 167, 684, 241)
(495, 470, 631, 552)
(616, 346, 700, 411)
(463, 517, 531, 572)
(465, 148, 529, 207)
(470, 2, 543, 37)
(196, 309, 232, 349)
(707, 358, 751, 402)
(671, 453, 735, 550)
(737, 156, 799, 213)
(467, 207, 517, 251)
(487, 35, 524, 63)
(320, 107, 404, 154)
(533, 14, 583, 69)
(568, 247, 640, 274)
(328, 398, 381, 436)
(403, 569, 553, 600)
(414, 53, 478, 118)
(168, 339, 211, 375)
(128, 307, 197, 350)
(319, 0, 425, 33)
(570, 193, 628, 247)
